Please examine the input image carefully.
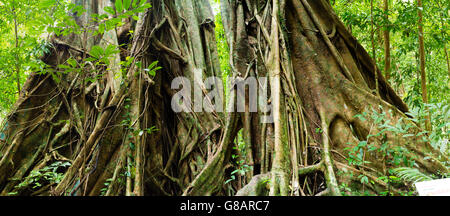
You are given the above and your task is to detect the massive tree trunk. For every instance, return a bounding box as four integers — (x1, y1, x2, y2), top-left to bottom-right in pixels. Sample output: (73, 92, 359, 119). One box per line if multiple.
(0, 0, 447, 196)
(0, 0, 230, 196)
(220, 0, 447, 196)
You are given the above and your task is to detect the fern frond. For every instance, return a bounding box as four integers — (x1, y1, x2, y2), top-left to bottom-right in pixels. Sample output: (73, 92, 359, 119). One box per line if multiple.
(393, 167, 433, 183)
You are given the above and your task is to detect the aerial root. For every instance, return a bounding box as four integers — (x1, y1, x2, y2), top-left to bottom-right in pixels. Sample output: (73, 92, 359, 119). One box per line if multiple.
(319, 110, 341, 196)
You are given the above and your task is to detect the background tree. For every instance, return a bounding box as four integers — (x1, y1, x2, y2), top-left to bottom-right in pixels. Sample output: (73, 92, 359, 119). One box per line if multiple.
(417, 0, 431, 132)
(383, 0, 391, 82)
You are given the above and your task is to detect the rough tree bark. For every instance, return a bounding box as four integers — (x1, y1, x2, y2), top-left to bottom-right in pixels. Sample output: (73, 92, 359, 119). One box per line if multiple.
(0, 0, 232, 196)
(0, 0, 447, 196)
(218, 0, 447, 196)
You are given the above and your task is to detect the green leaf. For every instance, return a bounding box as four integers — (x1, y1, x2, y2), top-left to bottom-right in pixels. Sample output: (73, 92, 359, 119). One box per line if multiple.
(123, 0, 131, 10)
(357, 140, 368, 147)
(393, 167, 433, 183)
(98, 23, 105, 34)
(104, 6, 115, 15)
(144, 61, 161, 76)
(84, 57, 97, 62)
(359, 175, 369, 184)
(115, 0, 123, 13)
(104, 44, 119, 57)
(90, 45, 104, 59)
(67, 58, 77, 67)
(58, 64, 71, 69)
(142, 3, 152, 9)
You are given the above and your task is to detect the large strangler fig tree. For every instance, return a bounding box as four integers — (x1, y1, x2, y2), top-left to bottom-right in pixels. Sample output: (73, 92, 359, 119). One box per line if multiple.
(0, 0, 447, 196)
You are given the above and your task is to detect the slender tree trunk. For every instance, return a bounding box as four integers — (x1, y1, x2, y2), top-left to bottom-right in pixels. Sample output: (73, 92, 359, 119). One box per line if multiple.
(13, 2, 21, 96)
(383, 0, 391, 82)
(435, 0, 450, 83)
(445, 44, 450, 83)
(417, 0, 431, 132)
(371, 0, 380, 97)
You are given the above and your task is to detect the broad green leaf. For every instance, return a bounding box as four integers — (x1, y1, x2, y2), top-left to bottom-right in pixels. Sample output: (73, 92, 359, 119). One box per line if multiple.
(115, 0, 123, 13)
(123, 0, 131, 10)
